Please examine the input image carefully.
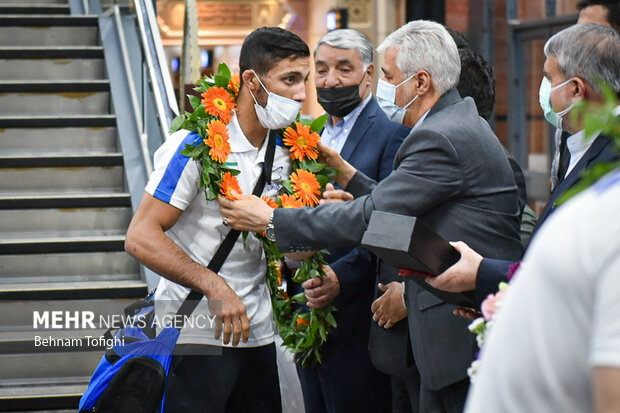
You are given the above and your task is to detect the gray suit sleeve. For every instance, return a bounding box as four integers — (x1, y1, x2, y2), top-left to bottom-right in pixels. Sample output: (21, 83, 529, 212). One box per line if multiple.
(274, 129, 464, 253)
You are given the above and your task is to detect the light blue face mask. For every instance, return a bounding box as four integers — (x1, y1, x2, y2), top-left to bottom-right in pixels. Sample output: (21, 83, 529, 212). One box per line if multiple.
(539, 77, 575, 130)
(376, 76, 418, 124)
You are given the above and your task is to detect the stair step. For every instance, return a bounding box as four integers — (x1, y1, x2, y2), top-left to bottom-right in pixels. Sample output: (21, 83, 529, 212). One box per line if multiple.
(0, 46, 103, 59)
(0, 166, 124, 193)
(0, 251, 137, 279)
(0, 235, 126, 254)
(0, 26, 99, 47)
(0, 115, 115, 127)
(0, 15, 98, 26)
(0, 352, 100, 381)
(0, 381, 86, 411)
(0, 58, 105, 81)
(0, 153, 123, 168)
(0, 298, 139, 330)
(0, 192, 130, 209)
(0, 80, 109, 93)
(0, 280, 147, 300)
(0, 127, 117, 153)
(0, 207, 131, 235)
(0, 91, 110, 116)
(0, 4, 70, 14)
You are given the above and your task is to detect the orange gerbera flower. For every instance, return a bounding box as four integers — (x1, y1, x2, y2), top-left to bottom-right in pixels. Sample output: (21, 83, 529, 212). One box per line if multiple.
(279, 194, 303, 209)
(282, 122, 319, 161)
(290, 169, 321, 207)
(204, 120, 231, 163)
(228, 74, 240, 96)
(296, 316, 310, 327)
(201, 86, 236, 124)
(261, 195, 278, 209)
(220, 172, 242, 200)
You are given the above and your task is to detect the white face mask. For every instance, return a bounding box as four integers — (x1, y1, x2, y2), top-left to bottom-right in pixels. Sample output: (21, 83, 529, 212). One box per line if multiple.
(376, 76, 418, 124)
(249, 70, 301, 129)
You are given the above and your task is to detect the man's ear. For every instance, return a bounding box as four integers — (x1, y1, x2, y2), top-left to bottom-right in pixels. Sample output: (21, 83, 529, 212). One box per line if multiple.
(572, 77, 587, 99)
(242, 70, 258, 92)
(365, 64, 375, 86)
(414, 70, 432, 96)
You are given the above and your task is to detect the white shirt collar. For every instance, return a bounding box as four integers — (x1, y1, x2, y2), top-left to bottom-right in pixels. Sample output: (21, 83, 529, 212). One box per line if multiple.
(227, 114, 269, 156)
(565, 129, 600, 176)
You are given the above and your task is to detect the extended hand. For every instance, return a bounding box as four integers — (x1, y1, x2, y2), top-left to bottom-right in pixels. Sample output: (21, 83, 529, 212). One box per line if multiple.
(218, 192, 272, 233)
(371, 282, 407, 329)
(425, 241, 483, 292)
(319, 183, 354, 205)
(207, 275, 250, 346)
(317, 142, 357, 187)
(302, 265, 340, 309)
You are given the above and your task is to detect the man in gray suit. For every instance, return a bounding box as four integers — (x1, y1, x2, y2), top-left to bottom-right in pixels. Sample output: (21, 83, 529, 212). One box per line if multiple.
(219, 20, 523, 412)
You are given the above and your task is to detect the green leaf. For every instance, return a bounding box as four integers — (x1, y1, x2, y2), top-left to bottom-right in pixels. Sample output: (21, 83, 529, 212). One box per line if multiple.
(188, 95, 202, 110)
(281, 179, 294, 194)
(316, 174, 329, 188)
(325, 312, 337, 327)
(217, 63, 232, 81)
(214, 74, 228, 88)
(310, 114, 328, 133)
(291, 292, 308, 304)
(189, 105, 206, 121)
(299, 160, 326, 173)
(169, 115, 186, 133)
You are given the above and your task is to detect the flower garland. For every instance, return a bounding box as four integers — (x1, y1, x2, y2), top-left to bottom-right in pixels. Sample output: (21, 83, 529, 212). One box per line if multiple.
(170, 63, 339, 366)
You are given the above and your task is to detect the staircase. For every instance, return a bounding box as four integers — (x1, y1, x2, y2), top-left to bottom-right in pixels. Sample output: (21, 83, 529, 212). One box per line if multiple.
(0, 0, 148, 410)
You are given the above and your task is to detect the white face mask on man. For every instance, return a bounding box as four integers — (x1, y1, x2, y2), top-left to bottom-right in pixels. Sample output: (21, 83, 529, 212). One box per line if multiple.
(376, 75, 418, 124)
(249, 70, 301, 129)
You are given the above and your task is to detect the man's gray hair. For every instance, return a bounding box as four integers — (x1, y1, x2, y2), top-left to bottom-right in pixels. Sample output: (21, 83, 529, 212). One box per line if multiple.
(377, 20, 460, 95)
(314, 29, 373, 70)
(544, 23, 620, 95)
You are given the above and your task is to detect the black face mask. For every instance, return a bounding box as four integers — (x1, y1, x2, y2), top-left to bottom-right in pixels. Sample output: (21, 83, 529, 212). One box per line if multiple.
(316, 83, 363, 118)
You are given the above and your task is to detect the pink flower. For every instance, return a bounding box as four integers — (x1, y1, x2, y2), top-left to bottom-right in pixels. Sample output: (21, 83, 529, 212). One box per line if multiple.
(481, 288, 508, 322)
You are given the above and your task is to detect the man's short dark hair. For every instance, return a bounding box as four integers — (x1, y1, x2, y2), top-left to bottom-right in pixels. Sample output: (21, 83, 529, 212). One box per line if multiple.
(457, 48, 495, 121)
(239, 27, 310, 80)
(577, 0, 620, 33)
(445, 27, 469, 49)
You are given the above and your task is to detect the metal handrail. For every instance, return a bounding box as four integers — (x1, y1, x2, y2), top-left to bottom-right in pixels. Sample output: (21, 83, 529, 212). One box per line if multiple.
(133, 0, 179, 143)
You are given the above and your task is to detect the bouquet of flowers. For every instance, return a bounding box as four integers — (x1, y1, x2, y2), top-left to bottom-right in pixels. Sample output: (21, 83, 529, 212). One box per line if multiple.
(170, 63, 339, 366)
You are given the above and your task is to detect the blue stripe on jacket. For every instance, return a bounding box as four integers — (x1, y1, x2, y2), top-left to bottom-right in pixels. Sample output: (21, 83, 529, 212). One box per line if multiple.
(153, 131, 201, 203)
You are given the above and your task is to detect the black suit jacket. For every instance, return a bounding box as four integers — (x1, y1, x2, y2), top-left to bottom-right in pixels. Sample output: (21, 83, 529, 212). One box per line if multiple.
(274, 90, 523, 391)
(476, 134, 618, 306)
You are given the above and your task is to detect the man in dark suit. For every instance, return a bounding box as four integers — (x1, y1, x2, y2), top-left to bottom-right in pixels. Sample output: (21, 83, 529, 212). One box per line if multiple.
(219, 20, 523, 413)
(426, 23, 620, 306)
(288, 29, 409, 413)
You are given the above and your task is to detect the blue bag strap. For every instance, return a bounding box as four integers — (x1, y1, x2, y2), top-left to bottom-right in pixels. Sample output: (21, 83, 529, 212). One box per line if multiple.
(174, 130, 276, 324)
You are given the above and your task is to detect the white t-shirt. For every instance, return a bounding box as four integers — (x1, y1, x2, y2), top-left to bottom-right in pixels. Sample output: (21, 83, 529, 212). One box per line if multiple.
(145, 114, 291, 347)
(465, 168, 620, 412)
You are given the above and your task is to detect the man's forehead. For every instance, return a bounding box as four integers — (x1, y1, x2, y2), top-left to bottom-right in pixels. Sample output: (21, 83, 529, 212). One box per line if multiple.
(316, 44, 361, 60)
(268, 56, 310, 74)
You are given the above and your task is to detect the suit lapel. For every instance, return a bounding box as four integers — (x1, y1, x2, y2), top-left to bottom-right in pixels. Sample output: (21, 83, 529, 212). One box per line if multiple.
(339, 98, 378, 161)
(538, 135, 613, 225)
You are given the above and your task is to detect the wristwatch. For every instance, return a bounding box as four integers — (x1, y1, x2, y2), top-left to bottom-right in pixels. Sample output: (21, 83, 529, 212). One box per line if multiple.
(266, 210, 276, 242)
